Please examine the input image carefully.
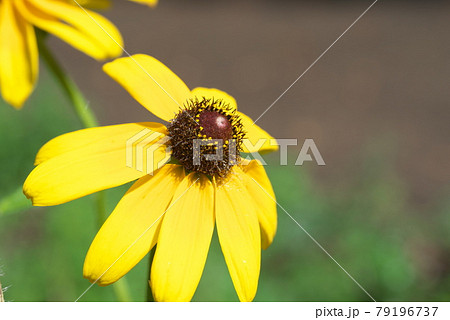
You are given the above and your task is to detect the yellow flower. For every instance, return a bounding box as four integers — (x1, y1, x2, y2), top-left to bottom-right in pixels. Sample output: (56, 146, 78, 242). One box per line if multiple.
(23, 54, 278, 302)
(0, 0, 156, 109)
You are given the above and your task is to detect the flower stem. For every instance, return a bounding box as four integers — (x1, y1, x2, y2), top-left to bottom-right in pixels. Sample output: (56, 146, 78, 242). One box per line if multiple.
(146, 246, 156, 302)
(113, 278, 132, 302)
(0, 186, 31, 216)
(38, 37, 132, 302)
(95, 190, 107, 227)
(38, 38, 98, 128)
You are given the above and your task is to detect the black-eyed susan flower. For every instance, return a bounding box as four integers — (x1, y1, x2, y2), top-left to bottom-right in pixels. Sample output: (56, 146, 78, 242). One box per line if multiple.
(0, 0, 156, 109)
(23, 54, 278, 302)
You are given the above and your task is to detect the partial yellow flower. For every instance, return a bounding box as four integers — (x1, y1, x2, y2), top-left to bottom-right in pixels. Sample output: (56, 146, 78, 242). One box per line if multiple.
(0, 0, 124, 109)
(24, 54, 278, 302)
(0, 0, 156, 109)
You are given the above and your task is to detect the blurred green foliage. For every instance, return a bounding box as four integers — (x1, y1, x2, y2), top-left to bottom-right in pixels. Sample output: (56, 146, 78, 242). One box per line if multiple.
(0, 78, 448, 301)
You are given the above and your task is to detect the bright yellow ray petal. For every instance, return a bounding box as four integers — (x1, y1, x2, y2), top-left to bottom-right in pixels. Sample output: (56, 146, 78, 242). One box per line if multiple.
(16, 0, 122, 60)
(239, 112, 278, 154)
(0, 0, 38, 109)
(83, 165, 184, 286)
(24, 123, 170, 206)
(34, 122, 167, 165)
(191, 87, 237, 112)
(215, 168, 261, 302)
(151, 173, 214, 301)
(104, 55, 192, 122)
(242, 160, 277, 249)
(128, 0, 158, 8)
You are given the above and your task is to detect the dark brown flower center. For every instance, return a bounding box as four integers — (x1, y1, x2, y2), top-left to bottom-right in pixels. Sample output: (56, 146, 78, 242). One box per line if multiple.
(167, 97, 245, 178)
(198, 111, 233, 141)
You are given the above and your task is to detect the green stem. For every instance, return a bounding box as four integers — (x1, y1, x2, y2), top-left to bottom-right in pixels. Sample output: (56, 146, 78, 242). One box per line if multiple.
(38, 38, 98, 128)
(0, 186, 31, 216)
(146, 246, 157, 302)
(38, 37, 132, 302)
(113, 278, 132, 302)
(95, 190, 107, 226)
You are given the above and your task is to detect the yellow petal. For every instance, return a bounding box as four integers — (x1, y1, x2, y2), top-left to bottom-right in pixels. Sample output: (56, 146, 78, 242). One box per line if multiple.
(34, 122, 166, 165)
(151, 173, 214, 301)
(104, 55, 192, 122)
(128, 0, 158, 8)
(0, 0, 38, 108)
(215, 168, 261, 302)
(83, 165, 184, 286)
(242, 160, 277, 249)
(191, 87, 237, 112)
(16, 0, 122, 60)
(24, 123, 170, 206)
(239, 112, 278, 154)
